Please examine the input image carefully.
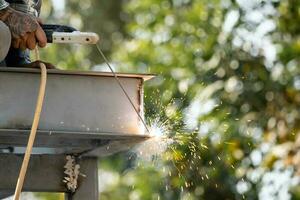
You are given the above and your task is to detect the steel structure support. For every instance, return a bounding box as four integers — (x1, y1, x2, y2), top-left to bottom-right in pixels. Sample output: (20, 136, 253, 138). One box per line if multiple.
(0, 155, 99, 200)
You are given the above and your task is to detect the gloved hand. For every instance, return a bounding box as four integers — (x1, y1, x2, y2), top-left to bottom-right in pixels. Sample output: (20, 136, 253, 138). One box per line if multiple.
(0, 6, 47, 50)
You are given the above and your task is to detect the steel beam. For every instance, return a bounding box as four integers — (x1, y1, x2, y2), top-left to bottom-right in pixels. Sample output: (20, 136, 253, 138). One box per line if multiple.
(65, 157, 98, 200)
(0, 191, 13, 199)
(84, 138, 146, 157)
(0, 129, 148, 155)
(0, 68, 151, 135)
(0, 154, 66, 192)
(0, 154, 99, 200)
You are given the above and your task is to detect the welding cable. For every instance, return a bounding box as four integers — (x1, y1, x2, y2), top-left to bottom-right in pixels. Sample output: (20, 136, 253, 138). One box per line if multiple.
(13, 47, 47, 200)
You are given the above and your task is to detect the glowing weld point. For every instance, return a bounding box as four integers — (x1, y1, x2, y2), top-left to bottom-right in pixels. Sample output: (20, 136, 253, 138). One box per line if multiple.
(133, 118, 174, 161)
(149, 123, 164, 137)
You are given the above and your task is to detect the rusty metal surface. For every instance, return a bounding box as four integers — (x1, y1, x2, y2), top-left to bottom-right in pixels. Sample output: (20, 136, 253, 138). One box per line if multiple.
(0, 68, 152, 156)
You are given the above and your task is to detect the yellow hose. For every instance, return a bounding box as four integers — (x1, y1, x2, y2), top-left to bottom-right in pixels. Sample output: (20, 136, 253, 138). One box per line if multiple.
(13, 47, 47, 200)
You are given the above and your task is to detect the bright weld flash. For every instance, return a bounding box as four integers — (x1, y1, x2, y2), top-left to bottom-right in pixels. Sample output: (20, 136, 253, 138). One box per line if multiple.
(149, 123, 164, 137)
(134, 120, 173, 161)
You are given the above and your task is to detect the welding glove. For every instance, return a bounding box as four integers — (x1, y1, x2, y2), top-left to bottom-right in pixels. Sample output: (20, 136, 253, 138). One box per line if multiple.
(0, 6, 46, 66)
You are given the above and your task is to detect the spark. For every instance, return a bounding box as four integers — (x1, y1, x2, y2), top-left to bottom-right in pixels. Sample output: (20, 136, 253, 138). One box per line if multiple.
(148, 120, 165, 138)
(133, 117, 173, 161)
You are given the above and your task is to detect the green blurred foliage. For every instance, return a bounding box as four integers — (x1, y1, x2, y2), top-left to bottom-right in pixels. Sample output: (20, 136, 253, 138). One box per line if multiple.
(34, 193, 64, 200)
(36, 0, 300, 199)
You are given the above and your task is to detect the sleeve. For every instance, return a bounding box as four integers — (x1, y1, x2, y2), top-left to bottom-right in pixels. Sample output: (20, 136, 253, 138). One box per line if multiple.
(0, 0, 9, 10)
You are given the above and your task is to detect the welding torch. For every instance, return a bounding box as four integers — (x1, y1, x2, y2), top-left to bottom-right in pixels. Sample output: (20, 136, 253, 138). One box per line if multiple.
(41, 24, 99, 44)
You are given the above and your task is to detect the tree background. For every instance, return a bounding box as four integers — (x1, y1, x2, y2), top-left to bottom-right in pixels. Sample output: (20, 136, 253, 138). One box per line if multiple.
(31, 0, 300, 199)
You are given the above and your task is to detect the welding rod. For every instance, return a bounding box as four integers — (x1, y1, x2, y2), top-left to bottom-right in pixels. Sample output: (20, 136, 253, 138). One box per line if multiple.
(95, 44, 151, 134)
